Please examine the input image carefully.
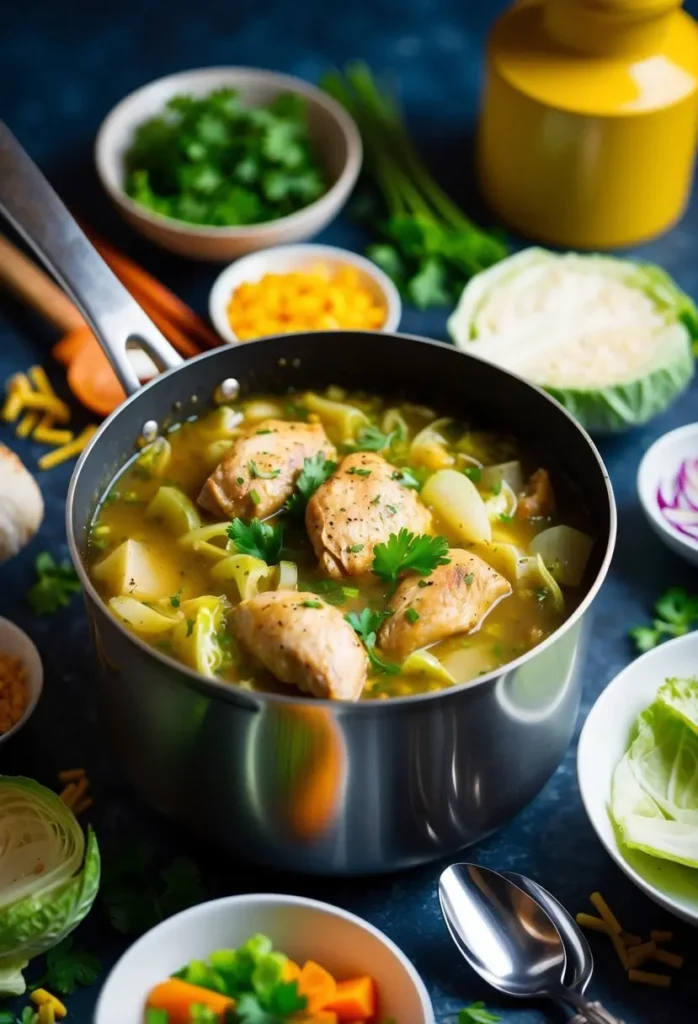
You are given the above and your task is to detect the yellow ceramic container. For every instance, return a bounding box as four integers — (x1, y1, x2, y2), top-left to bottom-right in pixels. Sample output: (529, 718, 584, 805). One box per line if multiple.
(479, 0, 698, 248)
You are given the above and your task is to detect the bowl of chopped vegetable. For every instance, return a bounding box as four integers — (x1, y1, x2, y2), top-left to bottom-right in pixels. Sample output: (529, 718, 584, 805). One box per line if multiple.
(578, 630, 698, 926)
(209, 243, 402, 343)
(95, 67, 362, 260)
(638, 423, 698, 567)
(93, 892, 435, 1024)
(0, 616, 43, 747)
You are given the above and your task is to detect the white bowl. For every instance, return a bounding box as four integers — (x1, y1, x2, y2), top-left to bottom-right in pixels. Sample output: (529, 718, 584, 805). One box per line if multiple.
(94, 892, 435, 1024)
(209, 243, 402, 344)
(637, 422, 698, 566)
(95, 67, 362, 261)
(578, 631, 698, 924)
(0, 616, 43, 748)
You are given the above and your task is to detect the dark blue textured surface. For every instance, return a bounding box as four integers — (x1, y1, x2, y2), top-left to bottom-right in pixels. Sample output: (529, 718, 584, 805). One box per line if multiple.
(3, 2, 698, 1021)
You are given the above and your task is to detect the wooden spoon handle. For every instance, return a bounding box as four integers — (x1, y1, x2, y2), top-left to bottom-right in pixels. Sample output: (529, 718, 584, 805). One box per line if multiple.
(0, 232, 84, 333)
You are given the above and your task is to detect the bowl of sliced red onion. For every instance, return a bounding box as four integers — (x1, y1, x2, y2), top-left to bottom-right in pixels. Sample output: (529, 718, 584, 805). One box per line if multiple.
(638, 423, 698, 566)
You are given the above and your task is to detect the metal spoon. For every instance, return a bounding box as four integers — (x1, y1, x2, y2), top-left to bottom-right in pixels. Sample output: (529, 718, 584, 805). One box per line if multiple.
(502, 871, 592, 993)
(439, 863, 625, 1024)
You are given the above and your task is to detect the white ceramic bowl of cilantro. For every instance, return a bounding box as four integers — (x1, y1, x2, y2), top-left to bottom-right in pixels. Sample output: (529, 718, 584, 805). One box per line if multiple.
(94, 892, 435, 1024)
(95, 67, 362, 261)
(638, 423, 698, 567)
(209, 243, 402, 344)
(0, 616, 43, 748)
(578, 630, 698, 924)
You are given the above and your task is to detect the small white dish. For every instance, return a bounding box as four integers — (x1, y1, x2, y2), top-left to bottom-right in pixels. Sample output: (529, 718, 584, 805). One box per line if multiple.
(94, 892, 435, 1024)
(637, 422, 698, 566)
(95, 67, 362, 261)
(578, 631, 698, 925)
(0, 616, 43, 748)
(209, 243, 402, 343)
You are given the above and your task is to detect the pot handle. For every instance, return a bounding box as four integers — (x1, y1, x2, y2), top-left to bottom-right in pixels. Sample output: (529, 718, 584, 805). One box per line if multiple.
(0, 122, 182, 395)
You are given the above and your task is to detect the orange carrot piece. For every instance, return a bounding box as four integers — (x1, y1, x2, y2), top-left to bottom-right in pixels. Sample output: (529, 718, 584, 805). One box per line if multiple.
(52, 327, 92, 367)
(308, 1013, 338, 1024)
(67, 335, 127, 417)
(146, 978, 234, 1024)
(283, 959, 302, 982)
(89, 233, 220, 349)
(298, 960, 338, 1014)
(326, 976, 376, 1020)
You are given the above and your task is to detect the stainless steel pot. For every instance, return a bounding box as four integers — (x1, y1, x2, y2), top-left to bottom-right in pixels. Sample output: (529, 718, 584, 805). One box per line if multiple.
(0, 125, 616, 875)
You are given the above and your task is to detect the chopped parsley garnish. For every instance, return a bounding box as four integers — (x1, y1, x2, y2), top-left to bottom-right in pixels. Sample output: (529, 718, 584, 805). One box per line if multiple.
(248, 459, 280, 480)
(236, 476, 245, 485)
(463, 466, 482, 483)
(370, 494, 382, 506)
(27, 552, 82, 615)
(499, 513, 513, 523)
(630, 586, 698, 652)
(249, 489, 261, 505)
(349, 543, 364, 552)
(464, 573, 474, 586)
(347, 466, 372, 477)
(345, 608, 400, 675)
(227, 517, 284, 563)
(346, 425, 396, 452)
(185, 618, 195, 637)
(372, 529, 450, 583)
(285, 452, 338, 516)
(405, 608, 420, 624)
(285, 402, 309, 420)
(535, 587, 548, 603)
(391, 467, 421, 490)
(256, 428, 276, 435)
(301, 599, 322, 608)
(489, 480, 502, 496)
(170, 595, 181, 608)
(299, 579, 359, 606)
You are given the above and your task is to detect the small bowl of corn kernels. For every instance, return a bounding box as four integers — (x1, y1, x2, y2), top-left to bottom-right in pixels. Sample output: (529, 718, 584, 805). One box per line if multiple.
(0, 617, 43, 747)
(209, 243, 402, 344)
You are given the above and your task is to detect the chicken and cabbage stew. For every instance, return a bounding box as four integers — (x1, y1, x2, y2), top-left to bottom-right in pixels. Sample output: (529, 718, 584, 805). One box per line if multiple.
(87, 388, 594, 701)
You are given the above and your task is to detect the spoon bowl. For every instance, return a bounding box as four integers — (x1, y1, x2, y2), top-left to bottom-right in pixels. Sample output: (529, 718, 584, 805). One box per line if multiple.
(502, 871, 593, 994)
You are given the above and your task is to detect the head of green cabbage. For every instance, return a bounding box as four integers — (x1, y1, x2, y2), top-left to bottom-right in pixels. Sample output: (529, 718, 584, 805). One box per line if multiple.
(448, 248, 698, 434)
(0, 776, 100, 995)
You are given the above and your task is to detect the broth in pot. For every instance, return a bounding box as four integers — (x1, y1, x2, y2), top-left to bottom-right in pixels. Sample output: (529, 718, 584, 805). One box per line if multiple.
(87, 387, 594, 701)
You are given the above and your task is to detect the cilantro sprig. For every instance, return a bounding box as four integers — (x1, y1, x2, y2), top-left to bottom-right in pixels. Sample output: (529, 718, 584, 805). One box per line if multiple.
(345, 607, 400, 675)
(31, 937, 101, 995)
(459, 1003, 502, 1023)
(228, 517, 284, 564)
(323, 64, 507, 308)
(630, 587, 698, 652)
(372, 529, 450, 583)
(27, 552, 82, 615)
(285, 453, 337, 516)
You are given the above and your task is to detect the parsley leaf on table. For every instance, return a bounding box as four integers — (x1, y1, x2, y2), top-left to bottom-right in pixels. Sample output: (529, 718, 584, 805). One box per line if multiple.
(372, 529, 450, 583)
(459, 1003, 501, 1023)
(228, 518, 284, 564)
(345, 608, 400, 676)
(26, 552, 81, 615)
(629, 587, 698, 652)
(101, 842, 204, 935)
(285, 453, 337, 516)
(38, 937, 101, 995)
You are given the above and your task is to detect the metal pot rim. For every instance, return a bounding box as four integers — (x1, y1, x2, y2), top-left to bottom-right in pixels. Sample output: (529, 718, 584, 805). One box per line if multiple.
(66, 331, 617, 712)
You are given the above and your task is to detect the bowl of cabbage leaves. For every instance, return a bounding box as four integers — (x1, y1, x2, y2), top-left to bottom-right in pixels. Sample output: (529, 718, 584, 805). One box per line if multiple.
(579, 631, 698, 923)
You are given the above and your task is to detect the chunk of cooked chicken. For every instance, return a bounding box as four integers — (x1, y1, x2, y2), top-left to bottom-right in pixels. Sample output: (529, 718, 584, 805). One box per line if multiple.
(517, 468, 555, 519)
(377, 548, 511, 661)
(305, 452, 432, 577)
(229, 590, 368, 701)
(198, 419, 336, 520)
